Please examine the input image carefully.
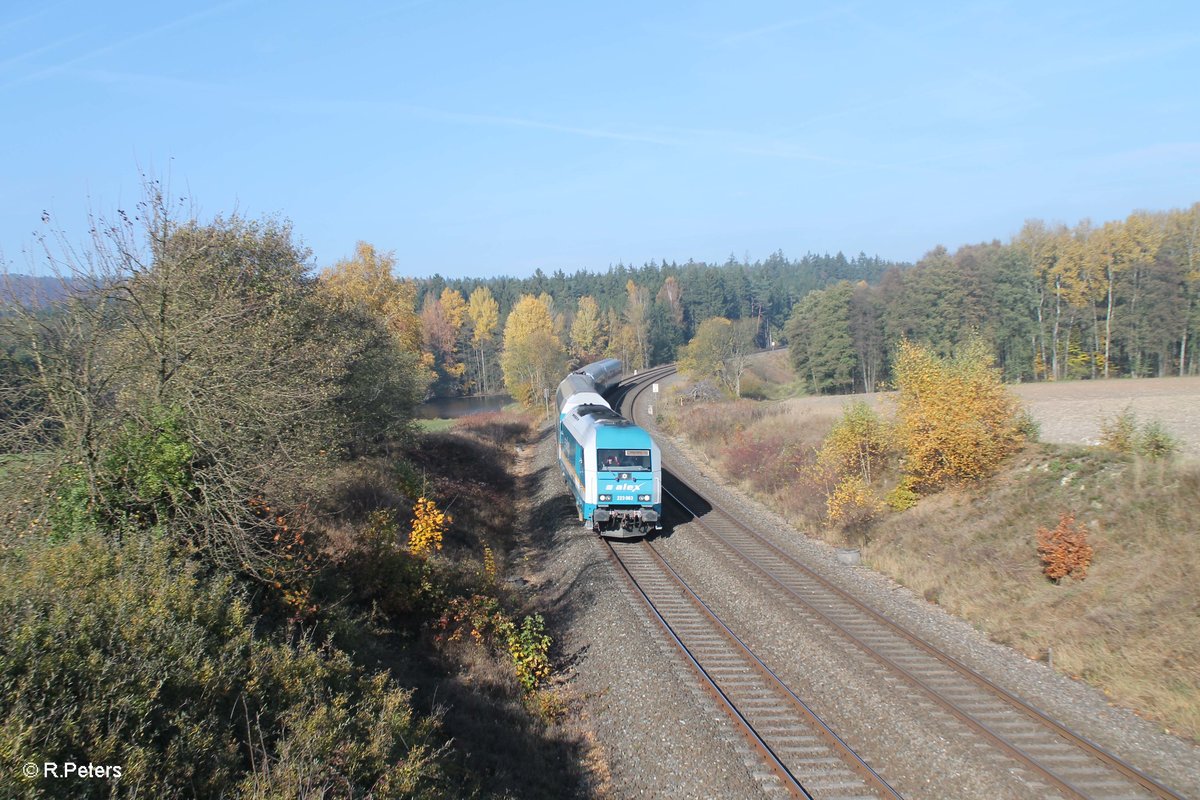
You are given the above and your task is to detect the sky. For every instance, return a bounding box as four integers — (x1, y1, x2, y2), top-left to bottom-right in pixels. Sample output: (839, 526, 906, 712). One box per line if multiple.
(2, 1, 1198, 279)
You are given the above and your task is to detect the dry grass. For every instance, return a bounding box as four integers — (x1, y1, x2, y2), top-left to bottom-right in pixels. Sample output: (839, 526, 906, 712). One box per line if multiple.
(663, 399, 840, 531)
(741, 349, 803, 399)
(868, 448, 1200, 740)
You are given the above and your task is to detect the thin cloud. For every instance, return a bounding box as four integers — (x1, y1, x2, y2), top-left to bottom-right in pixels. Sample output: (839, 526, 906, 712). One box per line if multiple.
(0, 33, 87, 72)
(0, 0, 245, 92)
(262, 93, 882, 167)
(0, 4, 61, 35)
(69, 67, 227, 95)
(718, 4, 856, 46)
(1027, 33, 1200, 78)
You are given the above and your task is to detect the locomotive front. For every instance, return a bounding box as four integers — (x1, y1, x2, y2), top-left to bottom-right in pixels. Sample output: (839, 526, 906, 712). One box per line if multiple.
(591, 418, 662, 537)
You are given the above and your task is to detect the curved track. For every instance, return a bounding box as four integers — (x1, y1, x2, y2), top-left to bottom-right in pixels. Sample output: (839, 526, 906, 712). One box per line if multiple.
(608, 365, 1185, 800)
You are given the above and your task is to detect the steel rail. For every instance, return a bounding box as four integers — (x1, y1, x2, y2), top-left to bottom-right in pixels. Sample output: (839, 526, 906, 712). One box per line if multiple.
(604, 536, 902, 799)
(603, 539, 814, 799)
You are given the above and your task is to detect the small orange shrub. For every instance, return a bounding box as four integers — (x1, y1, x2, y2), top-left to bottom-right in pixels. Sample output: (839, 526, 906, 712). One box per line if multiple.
(1036, 512, 1094, 582)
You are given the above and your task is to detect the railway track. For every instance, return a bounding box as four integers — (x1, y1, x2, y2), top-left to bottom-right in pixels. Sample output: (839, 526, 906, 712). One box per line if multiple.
(607, 365, 1185, 800)
(605, 535, 899, 799)
(606, 367, 898, 798)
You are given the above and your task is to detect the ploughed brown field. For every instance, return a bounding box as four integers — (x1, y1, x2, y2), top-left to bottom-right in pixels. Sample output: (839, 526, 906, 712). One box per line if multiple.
(786, 376, 1200, 459)
(1011, 376, 1200, 458)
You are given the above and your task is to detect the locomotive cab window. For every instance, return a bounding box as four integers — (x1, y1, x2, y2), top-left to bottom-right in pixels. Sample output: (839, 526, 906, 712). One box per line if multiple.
(597, 449, 651, 470)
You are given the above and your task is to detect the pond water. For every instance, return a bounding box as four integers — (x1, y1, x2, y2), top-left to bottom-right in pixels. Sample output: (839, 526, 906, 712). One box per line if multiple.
(416, 393, 514, 419)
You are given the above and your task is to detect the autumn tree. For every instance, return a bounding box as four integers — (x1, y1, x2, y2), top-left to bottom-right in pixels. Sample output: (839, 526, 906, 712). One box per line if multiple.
(1, 184, 420, 575)
(467, 285, 499, 394)
(420, 289, 468, 394)
(320, 242, 424, 357)
(623, 279, 651, 369)
(656, 275, 684, 328)
(569, 295, 605, 364)
(500, 294, 567, 414)
(1015, 219, 1061, 378)
(1164, 204, 1200, 374)
(892, 338, 1025, 492)
(1091, 215, 1164, 378)
(678, 316, 758, 397)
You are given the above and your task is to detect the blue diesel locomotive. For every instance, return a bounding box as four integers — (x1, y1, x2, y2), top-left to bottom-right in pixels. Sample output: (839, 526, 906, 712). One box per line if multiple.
(556, 359, 662, 538)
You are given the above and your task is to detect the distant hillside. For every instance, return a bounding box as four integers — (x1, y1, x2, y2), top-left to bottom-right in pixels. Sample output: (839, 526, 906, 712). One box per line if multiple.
(1, 274, 73, 306)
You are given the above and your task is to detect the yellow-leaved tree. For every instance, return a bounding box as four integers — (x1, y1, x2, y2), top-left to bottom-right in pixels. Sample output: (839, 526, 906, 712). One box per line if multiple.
(468, 286, 500, 394)
(677, 316, 758, 397)
(408, 497, 448, 557)
(421, 288, 469, 392)
(813, 402, 892, 528)
(893, 337, 1025, 491)
(500, 294, 567, 414)
(319, 242, 423, 356)
(569, 295, 605, 364)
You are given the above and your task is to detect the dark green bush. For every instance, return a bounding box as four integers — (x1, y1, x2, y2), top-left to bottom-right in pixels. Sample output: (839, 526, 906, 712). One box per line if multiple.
(0, 534, 444, 799)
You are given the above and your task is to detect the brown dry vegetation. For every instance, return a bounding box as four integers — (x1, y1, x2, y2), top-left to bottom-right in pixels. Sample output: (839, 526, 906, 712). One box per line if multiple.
(375, 410, 595, 798)
(867, 450, 1200, 740)
(662, 362, 1200, 742)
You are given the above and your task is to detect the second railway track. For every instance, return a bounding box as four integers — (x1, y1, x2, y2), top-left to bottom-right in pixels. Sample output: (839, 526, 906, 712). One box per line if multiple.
(605, 365, 1186, 800)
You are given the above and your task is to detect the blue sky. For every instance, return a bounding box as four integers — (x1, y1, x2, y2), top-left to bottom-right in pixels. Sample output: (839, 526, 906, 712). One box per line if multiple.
(3, 1, 1198, 279)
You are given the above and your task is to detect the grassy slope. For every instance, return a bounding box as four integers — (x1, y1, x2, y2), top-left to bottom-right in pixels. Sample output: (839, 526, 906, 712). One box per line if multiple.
(663, 354, 1200, 741)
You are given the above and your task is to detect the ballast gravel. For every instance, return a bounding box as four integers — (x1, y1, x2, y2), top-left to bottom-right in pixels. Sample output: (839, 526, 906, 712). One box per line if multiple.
(514, 382, 1200, 799)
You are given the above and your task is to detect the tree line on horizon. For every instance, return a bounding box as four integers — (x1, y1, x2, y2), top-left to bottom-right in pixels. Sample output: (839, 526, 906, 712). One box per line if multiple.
(8, 197, 1197, 409)
(341, 200, 1199, 404)
(308, 246, 899, 401)
(786, 204, 1200, 394)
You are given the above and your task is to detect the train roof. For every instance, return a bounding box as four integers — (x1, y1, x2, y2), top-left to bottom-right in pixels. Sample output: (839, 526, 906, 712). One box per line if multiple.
(577, 358, 622, 388)
(561, 392, 609, 417)
(562, 404, 657, 451)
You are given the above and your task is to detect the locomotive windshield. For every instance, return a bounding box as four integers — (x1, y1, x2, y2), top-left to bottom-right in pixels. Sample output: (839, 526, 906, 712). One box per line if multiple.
(597, 449, 652, 471)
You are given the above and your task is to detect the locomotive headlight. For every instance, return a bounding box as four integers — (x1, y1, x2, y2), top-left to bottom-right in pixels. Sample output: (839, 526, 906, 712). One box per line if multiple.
(638, 494, 651, 502)
(598, 494, 612, 502)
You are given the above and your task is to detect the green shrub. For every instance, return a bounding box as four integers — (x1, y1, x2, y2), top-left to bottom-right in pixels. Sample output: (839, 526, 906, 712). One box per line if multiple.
(1099, 408, 1139, 454)
(505, 614, 552, 694)
(42, 406, 196, 542)
(1099, 408, 1178, 460)
(0, 534, 444, 799)
(1015, 408, 1042, 442)
(885, 476, 920, 511)
(1137, 420, 1178, 460)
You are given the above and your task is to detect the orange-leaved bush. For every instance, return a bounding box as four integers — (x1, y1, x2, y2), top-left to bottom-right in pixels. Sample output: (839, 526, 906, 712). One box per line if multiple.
(893, 337, 1025, 492)
(1036, 512, 1094, 582)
